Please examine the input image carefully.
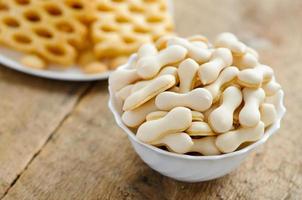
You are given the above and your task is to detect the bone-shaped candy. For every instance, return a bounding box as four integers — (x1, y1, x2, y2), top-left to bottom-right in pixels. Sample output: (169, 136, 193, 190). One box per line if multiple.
(198, 48, 233, 85)
(122, 99, 157, 127)
(109, 68, 140, 91)
(260, 103, 277, 127)
(187, 34, 209, 43)
(239, 88, 265, 127)
(146, 111, 168, 121)
(204, 67, 239, 103)
(131, 66, 178, 93)
(136, 107, 192, 143)
(262, 78, 281, 96)
(233, 52, 259, 69)
(191, 41, 208, 49)
(190, 137, 221, 155)
(116, 84, 134, 101)
(123, 74, 176, 111)
(155, 35, 172, 50)
(136, 45, 187, 79)
(209, 86, 243, 133)
(214, 32, 247, 55)
(216, 122, 265, 153)
(137, 43, 158, 58)
(167, 37, 211, 63)
(169, 86, 180, 93)
(238, 65, 274, 88)
(246, 47, 259, 59)
(155, 88, 213, 112)
(151, 132, 193, 154)
(186, 121, 216, 136)
(146, 110, 204, 122)
(178, 58, 199, 93)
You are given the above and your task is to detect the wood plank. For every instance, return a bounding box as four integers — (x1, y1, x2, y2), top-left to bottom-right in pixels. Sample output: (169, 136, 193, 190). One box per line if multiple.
(3, 0, 302, 199)
(0, 67, 90, 197)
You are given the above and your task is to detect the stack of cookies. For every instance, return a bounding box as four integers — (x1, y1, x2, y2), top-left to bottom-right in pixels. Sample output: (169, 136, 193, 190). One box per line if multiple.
(109, 33, 281, 156)
(0, 0, 173, 73)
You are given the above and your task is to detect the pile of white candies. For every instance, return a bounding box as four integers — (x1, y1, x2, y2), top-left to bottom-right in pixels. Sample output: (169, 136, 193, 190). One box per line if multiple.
(109, 33, 281, 155)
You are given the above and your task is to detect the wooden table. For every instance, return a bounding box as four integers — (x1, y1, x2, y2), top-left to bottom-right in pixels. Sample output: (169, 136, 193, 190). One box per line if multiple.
(0, 0, 301, 199)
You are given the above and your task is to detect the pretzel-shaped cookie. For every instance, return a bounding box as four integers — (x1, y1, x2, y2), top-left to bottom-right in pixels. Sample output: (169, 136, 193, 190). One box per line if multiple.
(260, 103, 277, 127)
(136, 45, 187, 79)
(122, 99, 157, 128)
(123, 74, 176, 111)
(209, 86, 243, 133)
(238, 65, 274, 88)
(239, 88, 265, 127)
(178, 58, 199, 93)
(146, 110, 204, 122)
(198, 48, 233, 85)
(109, 68, 140, 91)
(151, 132, 193, 154)
(204, 66, 239, 103)
(137, 107, 192, 143)
(190, 137, 221, 155)
(167, 36, 211, 63)
(214, 32, 246, 55)
(216, 122, 265, 153)
(131, 66, 178, 93)
(186, 121, 216, 136)
(155, 88, 213, 112)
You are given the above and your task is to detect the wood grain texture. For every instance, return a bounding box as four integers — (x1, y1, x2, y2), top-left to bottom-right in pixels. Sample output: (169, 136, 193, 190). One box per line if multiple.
(0, 67, 90, 197)
(1, 0, 302, 199)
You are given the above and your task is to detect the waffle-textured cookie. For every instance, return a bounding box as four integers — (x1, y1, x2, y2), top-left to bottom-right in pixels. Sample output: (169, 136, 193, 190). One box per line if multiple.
(91, 0, 174, 61)
(0, 0, 93, 65)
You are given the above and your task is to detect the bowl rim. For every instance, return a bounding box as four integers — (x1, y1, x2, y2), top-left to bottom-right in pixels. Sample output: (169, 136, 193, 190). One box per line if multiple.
(108, 55, 286, 160)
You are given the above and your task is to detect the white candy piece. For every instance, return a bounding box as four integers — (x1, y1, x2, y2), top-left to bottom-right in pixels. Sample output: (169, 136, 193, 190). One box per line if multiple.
(186, 121, 215, 136)
(239, 88, 265, 127)
(131, 66, 178, 93)
(178, 58, 199, 93)
(216, 122, 265, 153)
(167, 37, 211, 63)
(146, 110, 204, 122)
(123, 74, 176, 111)
(151, 132, 193, 154)
(190, 137, 221, 155)
(260, 103, 277, 127)
(233, 52, 259, 69)
(209, 86, 242, 133)
(214, 32, 247, 55)
(204, 66, 239, 103)
(115, 84, 134, 101)
(198, 48, 233, 85)
(137, 43, 158, 58)
(146, 111, 168, 121)
(187, 34, 209, 43)
(122, 99, 157, 127)
(137, 107, 192, 143)
(238, 65, 274, 88)
(109, 68, 140, 91)
(155, 88, 213, 112)
(262, 78, 281, 96)
(246, 47, 259, 60)
(136, 45, 187, 79)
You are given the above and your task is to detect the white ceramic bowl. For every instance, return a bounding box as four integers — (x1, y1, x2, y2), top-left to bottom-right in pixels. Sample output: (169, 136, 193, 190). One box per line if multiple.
(108, 55, 286, 182)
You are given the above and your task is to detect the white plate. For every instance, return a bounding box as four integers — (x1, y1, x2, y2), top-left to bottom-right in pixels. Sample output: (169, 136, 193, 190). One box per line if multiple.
(0, 0, 173, 81)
